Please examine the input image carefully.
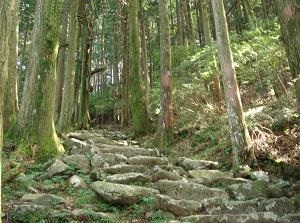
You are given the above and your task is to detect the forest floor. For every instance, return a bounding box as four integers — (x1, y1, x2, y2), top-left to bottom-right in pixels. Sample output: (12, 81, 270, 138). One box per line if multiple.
(2, 128, 300, 223)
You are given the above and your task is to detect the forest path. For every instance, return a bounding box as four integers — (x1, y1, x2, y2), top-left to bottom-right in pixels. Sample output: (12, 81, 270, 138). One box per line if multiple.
(4, 129, 300, 223)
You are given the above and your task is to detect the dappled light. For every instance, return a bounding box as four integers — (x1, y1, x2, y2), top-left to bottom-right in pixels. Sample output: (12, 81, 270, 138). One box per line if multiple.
(0, 0, 299, 222)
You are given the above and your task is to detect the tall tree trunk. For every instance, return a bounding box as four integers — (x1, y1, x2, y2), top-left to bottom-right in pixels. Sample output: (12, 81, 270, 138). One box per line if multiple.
(0, 0, 12, 212)
(241, 0, 256, 30)
(235, 0, 243, 34)
(128, 0, 151, 135)
(276, 0, 300, 110)
(176, 0, 184, 45)
(4, 0, 19, 132)
(78, 0, 91, 128)
(159, 0, 174, 150)
(57, 0, 78, 132)
(73, 17, 82, 125)
(195, 0, 204, 45)
(121, 3, 130, 127)
(212, 0, 253, 168)
(54, 0, 70, 123)
(200, 0, 212, 45)
(16, 0, 64, 161)
(139, 0, 150, 114)
(186, 0, 195, 45)
(200, 0, 222, 102)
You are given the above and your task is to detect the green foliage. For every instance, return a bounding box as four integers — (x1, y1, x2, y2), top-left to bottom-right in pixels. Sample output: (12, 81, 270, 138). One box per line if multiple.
(89, 89, 117, 115)
(147, 210, 173, 223)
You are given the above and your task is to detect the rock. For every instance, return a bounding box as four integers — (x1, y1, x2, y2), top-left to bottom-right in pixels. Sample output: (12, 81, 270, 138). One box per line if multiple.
(128, 156, 168, 167)
(180, 212, 278, 223)
(11, 204, 47, 222)
(155, 194, 203, 216)
(278, 213, 300, 223)
(145, 210, 176, 221)
(47, 159, 70, 176)
(234, 165, 252, 178)
(151, 170, 182, 182)
(91, 181, 159, 205)
(206, 199, 258, 215)
(158, 165, 188, 176)
(90, 155, 107, 169)
(205, 197, 293, 216)
(188, 170, 233, 179)
(190, 177, 251, 187)
(99, 164, 149, 175)
(258, 197, 294, 216)
(201, 197, 229, 209)
(226, 181, 283, 200)
(63, 154, 91, 172)
(71, 209, 114, 220)
(64, 137, 94, 154)
(91, 153, 127, 168)
(250, 171, 269, 182)
(93, 144, 156, 158)
(69, 175, 87, 188)
(21, 193, 66, 207)
(105, 172, 150, 184)
(155, 180, 229, 202)
(90, 164, 149, 181)
(177, 157, 219, 171)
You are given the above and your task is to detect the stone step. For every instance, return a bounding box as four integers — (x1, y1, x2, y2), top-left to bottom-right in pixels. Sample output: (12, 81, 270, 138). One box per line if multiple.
(105, 172, 150, 184)
(189, 177, 251, 187)
(21, 193, 66, 207)
(155, 180, 229, 202)
(91, 153, 127, 169)
(180, 212, 278, 223)
(94, 163, 149, 174)
(128, 156, 169, 167)
(151, 170, 183, 182)
(204, 197, 294, 216)
(91, 181, 159, 205)
(63, 154, 91, 172)
(90, 164, 150, 181)
(155, 194, 203, 217)
(226, 181, 283, 200)
(177, 157, 219, 171)
(278, 213, 300, 223)
(188, 169, 233, 179)
(92, 144, 160, 158)
(47, 159, 71, 176)
(158, 165, 188, 176)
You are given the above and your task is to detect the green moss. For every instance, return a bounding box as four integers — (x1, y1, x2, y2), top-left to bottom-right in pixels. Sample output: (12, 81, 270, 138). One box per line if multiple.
(294, 193, 300, 209)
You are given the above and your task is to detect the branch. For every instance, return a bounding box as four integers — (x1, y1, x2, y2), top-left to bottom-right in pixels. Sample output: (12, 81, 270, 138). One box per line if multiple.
(226, 0, 239, 17)
(90, 66, 107, 76)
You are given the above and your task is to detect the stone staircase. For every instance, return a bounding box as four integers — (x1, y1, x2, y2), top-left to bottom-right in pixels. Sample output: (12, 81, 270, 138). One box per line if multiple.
(7, 129, 300, 223)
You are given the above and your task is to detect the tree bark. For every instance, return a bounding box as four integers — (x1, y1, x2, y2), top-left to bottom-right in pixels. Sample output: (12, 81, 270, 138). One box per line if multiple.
(121, 3, 130, 127)
(195, 0, 204, 45)
(57, 0, 78, 133)
(78, 0, 92, 128)
(241, 0, 257, 30)
(200, 0, 212, 45)
(159, 0, 174, 150)
(176, 0, 184, 45)
(276, 0, 300, 110)
(139, 0, 151, 114)
(128, 0, 151, 135)
(4, 0, 19, 132)
(212, 0, 253, 168)
(0, 0, 12, 212)
(200, 0, 222, 102)
(54, 0, 70, 123)
(16, 0, 64, 161)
